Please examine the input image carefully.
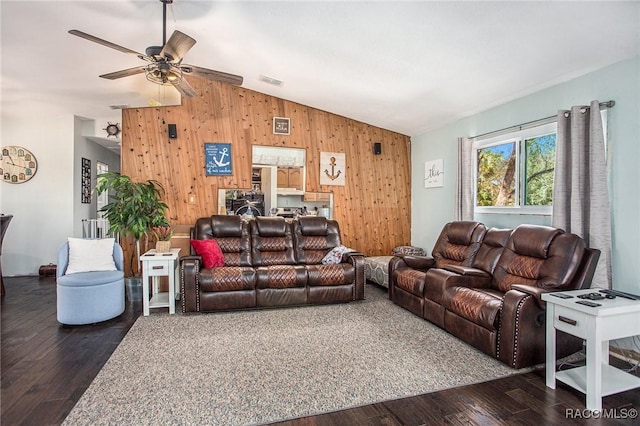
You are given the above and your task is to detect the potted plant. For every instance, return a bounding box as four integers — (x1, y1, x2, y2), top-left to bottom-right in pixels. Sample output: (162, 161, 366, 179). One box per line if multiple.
(153, 225, 173, 253)
(94, 171, 169, 276)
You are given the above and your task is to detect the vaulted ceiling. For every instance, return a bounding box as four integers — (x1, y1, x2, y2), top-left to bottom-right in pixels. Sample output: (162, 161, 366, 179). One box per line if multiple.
(2, 1, 638, 137)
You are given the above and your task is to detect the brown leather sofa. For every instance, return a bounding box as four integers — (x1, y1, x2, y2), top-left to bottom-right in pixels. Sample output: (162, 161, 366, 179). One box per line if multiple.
(389, 222, 600, 369)
(181, 215, 365, 313)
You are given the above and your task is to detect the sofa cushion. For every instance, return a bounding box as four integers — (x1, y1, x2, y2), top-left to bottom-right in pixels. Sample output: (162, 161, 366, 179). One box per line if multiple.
(395, 269, 426, 297)
(492, 225, 585, 292)
(190, 239, 224, 268)
(431, 221, 486, 269)
(297, 216, 328, 236)
(448, 221, 483, 245)
(255, 217, 287, 237)
(510, 225, 562, 258)
(57, 269, 124, 287)
(307, 263, 355, 286)
(256, 265, 307, 288)
(211, 215, 245, 237)
(471, 228, 512, 274)
(251, 218, 296, 266)
(199, 266, 256, 292)
(443, 287, 503, 331)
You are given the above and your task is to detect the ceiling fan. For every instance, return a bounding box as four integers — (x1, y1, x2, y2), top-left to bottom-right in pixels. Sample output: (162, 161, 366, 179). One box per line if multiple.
(68, 0, 243, 98)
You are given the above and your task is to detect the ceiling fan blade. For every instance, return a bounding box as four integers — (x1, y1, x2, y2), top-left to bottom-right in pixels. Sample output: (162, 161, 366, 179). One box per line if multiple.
(100, 67, 147, 80)
(171, 77, 199, 98)
(181, 64, 243, 86)
(160, 30, 196, 62)
(69, 30, 144, 57)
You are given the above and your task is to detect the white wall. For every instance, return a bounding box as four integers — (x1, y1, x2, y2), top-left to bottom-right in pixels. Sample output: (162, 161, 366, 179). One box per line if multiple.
(0, 115, 121, 276)
(1, 115, 75, 275)
(411, 56, 640, 295)
(72, 117, 121, 237)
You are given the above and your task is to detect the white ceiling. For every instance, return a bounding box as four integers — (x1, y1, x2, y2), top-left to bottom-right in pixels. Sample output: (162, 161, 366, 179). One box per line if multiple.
(1, 1, 639, 137)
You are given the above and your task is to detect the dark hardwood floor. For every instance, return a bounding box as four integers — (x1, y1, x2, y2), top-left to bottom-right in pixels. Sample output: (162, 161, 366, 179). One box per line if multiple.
(2, 277, 639, 426)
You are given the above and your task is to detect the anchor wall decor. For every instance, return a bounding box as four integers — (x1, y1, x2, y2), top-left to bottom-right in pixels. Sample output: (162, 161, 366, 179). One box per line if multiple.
(320, 151, 345, 186)
(205, 143, 233, 176)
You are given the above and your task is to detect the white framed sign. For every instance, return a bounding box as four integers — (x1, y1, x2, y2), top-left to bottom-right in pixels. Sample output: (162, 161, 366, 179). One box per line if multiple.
(320, 152, 345, 186)
(424, 159, 444, 188)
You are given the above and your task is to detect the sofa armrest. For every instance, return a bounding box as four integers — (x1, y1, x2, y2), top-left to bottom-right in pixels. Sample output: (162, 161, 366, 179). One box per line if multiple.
(388, 255, 436, 300)
(180, 256, 202, 312)
(498, 289, 546, 368)
(498, 287, 584, 368)
(442, 265, 489, 277)
(343, 251, 365, 300)
(510, 284, 552, 310)
(402, 255, 436, 270)
(343, 251, 364, 262)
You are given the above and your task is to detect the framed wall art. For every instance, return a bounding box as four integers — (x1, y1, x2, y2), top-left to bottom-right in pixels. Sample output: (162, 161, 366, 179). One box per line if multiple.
(320, 151, 345, 186)
(424, 159, 444, 188)
(273, 117, 290, 135)
(205, 143, 233, 176)
(81, 157, 91, 203)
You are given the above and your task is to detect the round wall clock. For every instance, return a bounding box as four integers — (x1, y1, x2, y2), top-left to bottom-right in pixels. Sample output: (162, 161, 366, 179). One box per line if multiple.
(1, 146, 38, 184)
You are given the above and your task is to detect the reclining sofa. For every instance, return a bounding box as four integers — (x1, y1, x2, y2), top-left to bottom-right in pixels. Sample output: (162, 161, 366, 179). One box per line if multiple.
(389, 221, 600, 369)
(181, 215, 365, 313)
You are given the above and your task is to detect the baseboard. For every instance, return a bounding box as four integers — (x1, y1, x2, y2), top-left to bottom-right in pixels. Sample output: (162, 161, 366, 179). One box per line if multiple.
(610, 345, 640, 366)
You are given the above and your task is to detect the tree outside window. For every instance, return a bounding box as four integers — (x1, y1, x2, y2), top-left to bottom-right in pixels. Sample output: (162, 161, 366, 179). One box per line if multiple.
(474, 123, 556, 212)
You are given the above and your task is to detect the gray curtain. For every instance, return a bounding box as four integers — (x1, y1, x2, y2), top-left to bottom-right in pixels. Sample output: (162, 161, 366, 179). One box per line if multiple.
(455, 137, 474, 221)
(552, 100, 612, 289)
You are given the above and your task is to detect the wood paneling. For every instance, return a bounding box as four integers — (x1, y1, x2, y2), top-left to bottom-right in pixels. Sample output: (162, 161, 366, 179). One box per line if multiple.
(121, 78, 411, 260)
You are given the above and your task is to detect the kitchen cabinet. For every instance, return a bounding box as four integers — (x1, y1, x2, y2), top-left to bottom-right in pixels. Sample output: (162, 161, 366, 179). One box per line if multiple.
(277, 167, 302, 190)
(304, 192, 331, 202)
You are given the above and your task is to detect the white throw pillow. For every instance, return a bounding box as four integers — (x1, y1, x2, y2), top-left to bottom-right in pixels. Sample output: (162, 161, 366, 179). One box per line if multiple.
(65, 237, 117, 274)
(321, 245, 355, 264)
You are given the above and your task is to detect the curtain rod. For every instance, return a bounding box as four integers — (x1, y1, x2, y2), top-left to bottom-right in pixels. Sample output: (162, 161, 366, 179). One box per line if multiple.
(470, 100, 615, 141)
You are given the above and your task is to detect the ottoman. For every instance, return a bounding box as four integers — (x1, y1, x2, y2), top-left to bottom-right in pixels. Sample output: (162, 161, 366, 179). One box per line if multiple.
(364, 256, 394, 289)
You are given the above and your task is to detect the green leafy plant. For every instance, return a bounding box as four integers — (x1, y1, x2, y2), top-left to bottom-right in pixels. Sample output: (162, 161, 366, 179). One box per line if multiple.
(94, 171, 169, 275)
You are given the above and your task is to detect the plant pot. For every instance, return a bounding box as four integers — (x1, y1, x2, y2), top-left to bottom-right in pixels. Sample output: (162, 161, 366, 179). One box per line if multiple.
(156, 240, 171, 253)
(125, 277, 142, 302)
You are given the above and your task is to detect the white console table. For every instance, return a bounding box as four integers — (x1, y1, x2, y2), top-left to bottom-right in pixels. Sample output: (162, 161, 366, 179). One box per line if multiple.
(543, 288, 640, 411)
(140, 248, 181, 316)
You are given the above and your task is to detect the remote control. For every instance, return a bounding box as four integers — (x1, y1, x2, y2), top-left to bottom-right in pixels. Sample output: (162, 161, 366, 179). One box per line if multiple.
(599, 289, 640, 300)
(550, 293, 573, 299)
(576, 300, 601, 307)
(578, 292, 605, 300)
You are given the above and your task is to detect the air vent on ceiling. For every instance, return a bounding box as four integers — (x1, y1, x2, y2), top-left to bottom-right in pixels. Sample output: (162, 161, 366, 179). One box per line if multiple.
(259, 75, 283, 86)
(109, 104, 130, 110)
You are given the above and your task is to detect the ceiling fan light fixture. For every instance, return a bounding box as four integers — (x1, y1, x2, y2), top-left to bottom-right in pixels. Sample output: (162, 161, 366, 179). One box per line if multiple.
(145, 63, 183, 86)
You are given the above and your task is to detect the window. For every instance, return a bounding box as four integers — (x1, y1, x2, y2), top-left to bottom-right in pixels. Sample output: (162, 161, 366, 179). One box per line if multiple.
(474, 122, 557, 214)
(96, 162, 109, 217)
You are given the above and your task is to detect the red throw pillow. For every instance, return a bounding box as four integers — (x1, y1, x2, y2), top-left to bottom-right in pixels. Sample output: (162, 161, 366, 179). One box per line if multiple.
(190, 239, 224, 268)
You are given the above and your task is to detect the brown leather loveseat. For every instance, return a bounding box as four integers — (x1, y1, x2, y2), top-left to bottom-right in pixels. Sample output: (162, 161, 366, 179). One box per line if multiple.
(389, 222, 600, 369)
(181, 215, 365, 312)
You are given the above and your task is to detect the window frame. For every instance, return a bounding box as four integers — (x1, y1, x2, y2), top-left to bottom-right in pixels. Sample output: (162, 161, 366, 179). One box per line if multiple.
(96, 161, 109, 218)
(473, 122, 557, 215)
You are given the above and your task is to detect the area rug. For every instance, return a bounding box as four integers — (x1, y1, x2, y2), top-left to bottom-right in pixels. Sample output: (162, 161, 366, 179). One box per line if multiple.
(63, 285, 528, 425)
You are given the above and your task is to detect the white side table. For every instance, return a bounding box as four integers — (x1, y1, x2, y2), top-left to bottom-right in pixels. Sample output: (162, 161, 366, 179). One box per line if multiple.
(543, 288, 640, 411)
(140, 248, 181, 316)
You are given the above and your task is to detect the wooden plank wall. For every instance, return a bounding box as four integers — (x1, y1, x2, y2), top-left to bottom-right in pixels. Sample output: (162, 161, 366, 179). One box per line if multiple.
(120, 78, 411, 269)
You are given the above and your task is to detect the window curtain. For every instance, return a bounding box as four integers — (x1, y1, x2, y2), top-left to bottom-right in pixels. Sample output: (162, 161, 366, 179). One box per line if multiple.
(455, 137, 474, 221)
(552, 100, 611, 289)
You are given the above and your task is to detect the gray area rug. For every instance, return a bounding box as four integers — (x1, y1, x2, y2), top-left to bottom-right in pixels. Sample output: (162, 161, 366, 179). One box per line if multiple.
(63, 285, 527, 425)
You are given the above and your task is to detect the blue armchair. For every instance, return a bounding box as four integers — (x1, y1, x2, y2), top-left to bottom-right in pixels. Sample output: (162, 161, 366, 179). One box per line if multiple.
(56, 240, 125, 325)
